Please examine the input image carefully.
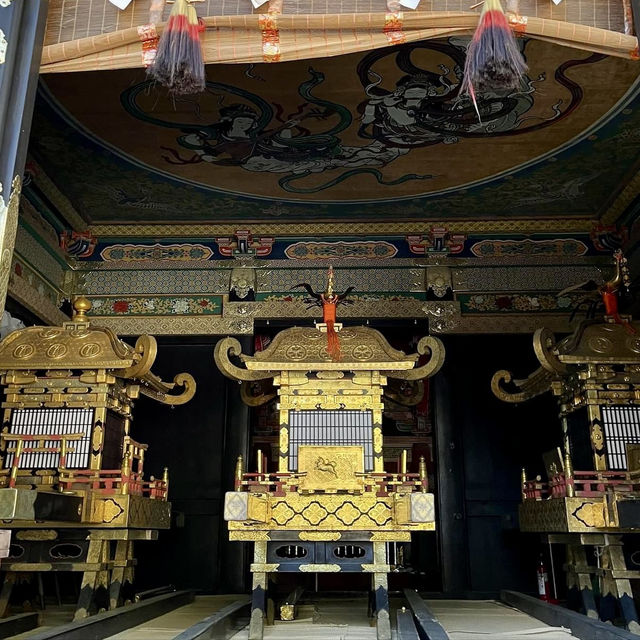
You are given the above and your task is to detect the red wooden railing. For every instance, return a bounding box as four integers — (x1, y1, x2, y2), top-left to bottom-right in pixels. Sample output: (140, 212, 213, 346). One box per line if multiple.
(237, 471, 427, 496)
(524, 470, 639, 500)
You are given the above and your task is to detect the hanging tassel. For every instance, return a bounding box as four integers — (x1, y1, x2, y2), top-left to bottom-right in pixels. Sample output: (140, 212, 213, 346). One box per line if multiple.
(460, 0, 527, 118)
(148, 0, 205, 95)
(326, 321, 342, 362)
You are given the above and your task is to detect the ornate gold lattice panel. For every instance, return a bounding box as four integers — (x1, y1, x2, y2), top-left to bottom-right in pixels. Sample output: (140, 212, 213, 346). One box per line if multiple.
(228, 493, 434, 532)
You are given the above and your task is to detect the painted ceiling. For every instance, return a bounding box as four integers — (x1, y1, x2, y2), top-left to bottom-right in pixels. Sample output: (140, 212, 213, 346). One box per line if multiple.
(30, 37, 640, 225)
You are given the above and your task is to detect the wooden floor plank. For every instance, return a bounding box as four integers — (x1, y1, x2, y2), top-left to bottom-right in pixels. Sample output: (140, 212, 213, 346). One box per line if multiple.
(230, 597, 377, 640)
(107, 595, 246, 639)
(426, 600, 576, 639)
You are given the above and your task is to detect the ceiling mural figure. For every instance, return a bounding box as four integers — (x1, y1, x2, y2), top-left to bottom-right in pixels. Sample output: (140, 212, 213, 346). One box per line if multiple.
(122, 67, 436, 194)
(119, 39, 592, 196)
(356, 40, 585, 145)
(35, 38, 639, 219)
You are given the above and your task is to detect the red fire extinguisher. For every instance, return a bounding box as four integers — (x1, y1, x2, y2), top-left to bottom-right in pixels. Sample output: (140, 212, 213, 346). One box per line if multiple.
(537, 553, 550, 601)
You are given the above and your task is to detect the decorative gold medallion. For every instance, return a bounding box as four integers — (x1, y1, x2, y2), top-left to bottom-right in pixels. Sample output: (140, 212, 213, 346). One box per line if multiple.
(352, 345, 374, 360)
(46, 343, 68, 359)
(588, 336, 613, 354)
(285, 345, 307, 361)
(79, 343, 101, 358)
(38, 329, 61, 339)
(12, 344, 34, 359)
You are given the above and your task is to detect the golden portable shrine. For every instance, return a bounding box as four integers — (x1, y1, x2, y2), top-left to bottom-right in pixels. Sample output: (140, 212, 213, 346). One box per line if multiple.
(492, 252, 640, 633)
(0, 297, 195, 619)
(217, 296, 445, 639)
(10, 0, 640, 635)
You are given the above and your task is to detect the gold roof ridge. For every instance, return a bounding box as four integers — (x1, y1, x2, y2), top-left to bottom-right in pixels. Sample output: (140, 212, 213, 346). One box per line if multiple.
(215, 325, 445, 380)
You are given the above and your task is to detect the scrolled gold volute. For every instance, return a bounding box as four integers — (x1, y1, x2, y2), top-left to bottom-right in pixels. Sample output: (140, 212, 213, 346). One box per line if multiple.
(533, 328, 568, 375)
(214, 337, 274, 381)
(383, 336, 445, 380)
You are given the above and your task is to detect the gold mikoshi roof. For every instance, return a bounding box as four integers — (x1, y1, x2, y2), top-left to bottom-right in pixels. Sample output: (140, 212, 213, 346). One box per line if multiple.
(0, 298, 195, 405)
(555, 320, 640, 364)
(215, 325, 445, 380)
(0, 322, 136, 371)
(492, 318, 640, 403)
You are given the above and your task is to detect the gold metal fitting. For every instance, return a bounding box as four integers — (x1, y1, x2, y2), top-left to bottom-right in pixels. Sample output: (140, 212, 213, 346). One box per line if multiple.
(72, 296, 92, 321)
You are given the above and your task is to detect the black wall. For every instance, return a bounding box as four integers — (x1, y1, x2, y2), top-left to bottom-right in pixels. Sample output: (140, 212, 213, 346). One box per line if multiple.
(435, 334, 562, 597)
(131, 338, 249, 593)
(129, 332, 563, 597)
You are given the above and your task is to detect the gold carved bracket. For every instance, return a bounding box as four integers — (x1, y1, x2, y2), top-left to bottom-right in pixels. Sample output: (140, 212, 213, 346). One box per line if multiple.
(383, 336, 445, 380)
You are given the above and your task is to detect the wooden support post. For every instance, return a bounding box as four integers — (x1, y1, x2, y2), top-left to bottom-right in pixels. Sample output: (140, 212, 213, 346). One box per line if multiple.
(601, 535, 640, 634)
(371, 541, 391, 640)
(0, 573, 16, 617)
(74, 538, 108, 620)
(373, 572, 391, 640)
(249, 571, 267, 640)
(566, 544, 598, 619)
(109, 540, 130, 610)
(249, 541, 267, 640)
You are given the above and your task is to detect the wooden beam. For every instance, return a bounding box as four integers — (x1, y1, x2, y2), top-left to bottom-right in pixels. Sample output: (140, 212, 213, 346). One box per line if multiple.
(403, 590, 450, 640)
(501, 590, 640, 640)
(0, 611, 39, 639)
(172, 599, 250, 640)
(24, 590, 194, 640)
(396, 606, 420, 640)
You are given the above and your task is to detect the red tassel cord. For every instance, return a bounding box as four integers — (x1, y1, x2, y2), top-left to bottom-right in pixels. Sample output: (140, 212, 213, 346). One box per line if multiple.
(460, 0, 527, 119)
(602, 290, 637, 334)
(322, 297, 341, 362)
(148, 0, 205, 95)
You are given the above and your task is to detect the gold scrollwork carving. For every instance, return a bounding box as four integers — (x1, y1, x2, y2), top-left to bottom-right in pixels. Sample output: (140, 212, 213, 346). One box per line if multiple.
(299, 564, 341, 572)
(250, 563, 279, 572)
(370, 532, 411, 542)
(280, 427, 289, 455)
(491, 367, 554, 403)
(373, 427, 383, 454)
(298, 531, 341, 541)
(0, 176, 21, 315)
(229, 531, 271, 541)
(361, 564, 391, 572)
(16, 530, 57, 541)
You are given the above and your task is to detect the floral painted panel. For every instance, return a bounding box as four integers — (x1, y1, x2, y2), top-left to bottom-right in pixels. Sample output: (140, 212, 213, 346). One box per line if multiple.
(88, 296, 223, 316)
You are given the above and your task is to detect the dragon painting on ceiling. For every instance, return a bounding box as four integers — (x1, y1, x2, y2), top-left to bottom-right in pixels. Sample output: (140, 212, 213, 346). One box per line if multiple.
(32, 36, 640, 222)
(119, 38, 595, 196)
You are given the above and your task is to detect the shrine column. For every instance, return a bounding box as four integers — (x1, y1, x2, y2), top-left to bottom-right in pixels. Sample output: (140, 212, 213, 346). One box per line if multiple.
(218, 335, 252, 592)
(433, 345, 469, 594)
(0, 1, 48, 313)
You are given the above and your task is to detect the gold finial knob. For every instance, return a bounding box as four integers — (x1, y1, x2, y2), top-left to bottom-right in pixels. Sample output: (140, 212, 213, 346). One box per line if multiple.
(72, 297, 92, 321)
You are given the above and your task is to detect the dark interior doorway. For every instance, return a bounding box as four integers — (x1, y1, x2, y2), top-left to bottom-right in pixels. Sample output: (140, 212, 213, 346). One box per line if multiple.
(129, 330, 563, 598)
